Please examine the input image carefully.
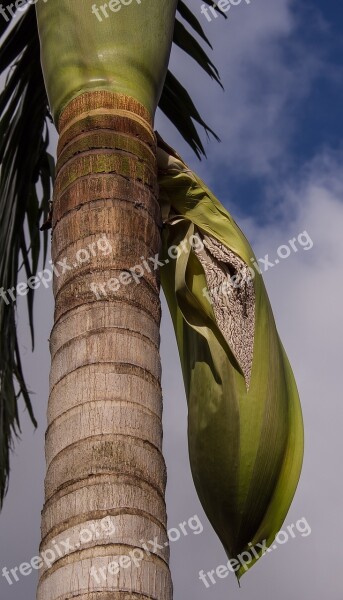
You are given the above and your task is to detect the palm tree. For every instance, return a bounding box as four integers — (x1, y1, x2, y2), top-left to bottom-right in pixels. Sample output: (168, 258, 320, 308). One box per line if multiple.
(0, 1, 222, 598)
(1, 1, 304, 595)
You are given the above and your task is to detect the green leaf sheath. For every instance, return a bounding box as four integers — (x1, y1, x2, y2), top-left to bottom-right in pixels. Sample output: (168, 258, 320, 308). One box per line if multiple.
(36, 0, 178, 121)
(156, 136, 304, 579)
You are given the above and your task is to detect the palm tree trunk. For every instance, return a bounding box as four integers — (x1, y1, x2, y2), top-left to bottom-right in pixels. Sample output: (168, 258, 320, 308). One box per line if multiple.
(37, 91, 172, 600)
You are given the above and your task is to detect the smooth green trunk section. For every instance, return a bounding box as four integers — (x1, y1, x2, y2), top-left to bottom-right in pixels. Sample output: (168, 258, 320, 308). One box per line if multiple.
(36, 0, 178, 121)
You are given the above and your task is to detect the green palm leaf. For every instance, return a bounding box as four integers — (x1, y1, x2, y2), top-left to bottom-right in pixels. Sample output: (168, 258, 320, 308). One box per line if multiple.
(0, 7, 55, 505)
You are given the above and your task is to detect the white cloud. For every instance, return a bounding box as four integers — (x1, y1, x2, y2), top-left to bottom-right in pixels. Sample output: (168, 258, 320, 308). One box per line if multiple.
(157, 0, 329, 179)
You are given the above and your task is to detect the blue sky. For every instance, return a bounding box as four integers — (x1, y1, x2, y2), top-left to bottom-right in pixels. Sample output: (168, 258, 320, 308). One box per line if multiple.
(157, 0, 343, 223)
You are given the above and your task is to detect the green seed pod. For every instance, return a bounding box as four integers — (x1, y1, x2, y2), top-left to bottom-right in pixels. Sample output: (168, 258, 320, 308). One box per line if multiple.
(156, 134, 304, 580)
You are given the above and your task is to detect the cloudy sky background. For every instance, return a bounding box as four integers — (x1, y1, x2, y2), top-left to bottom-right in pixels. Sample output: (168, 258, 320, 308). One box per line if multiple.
(1, 0, 342, 598)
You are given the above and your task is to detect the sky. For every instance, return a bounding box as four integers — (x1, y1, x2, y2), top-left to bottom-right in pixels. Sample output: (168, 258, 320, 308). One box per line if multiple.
(1, 0, 343, 599)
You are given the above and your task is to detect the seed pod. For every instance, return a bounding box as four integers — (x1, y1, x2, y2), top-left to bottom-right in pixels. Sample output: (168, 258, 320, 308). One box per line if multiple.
(156, 134, 304, 580)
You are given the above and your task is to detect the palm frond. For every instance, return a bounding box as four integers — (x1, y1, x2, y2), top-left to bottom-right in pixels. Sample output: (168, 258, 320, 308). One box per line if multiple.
(173, 19, 222, 88)
(159, 0, 224, 155)
(0, 6, 54, 506)
(159, 71, 220, 159)
(0, 0, 220, 504)
(177, 0, 213, 47)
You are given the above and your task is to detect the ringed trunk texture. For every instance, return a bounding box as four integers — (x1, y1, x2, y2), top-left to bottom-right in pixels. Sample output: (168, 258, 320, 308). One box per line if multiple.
(37, 91, 172, 600)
